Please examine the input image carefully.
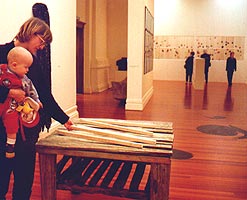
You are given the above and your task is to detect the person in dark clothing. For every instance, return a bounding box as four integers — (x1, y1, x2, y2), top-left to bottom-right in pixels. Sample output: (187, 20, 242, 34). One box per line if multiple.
(200, 49, 211, 83)
(184, 51, 195, 83)
(226, 52, 237, 86)
(0, 17, 73, 200)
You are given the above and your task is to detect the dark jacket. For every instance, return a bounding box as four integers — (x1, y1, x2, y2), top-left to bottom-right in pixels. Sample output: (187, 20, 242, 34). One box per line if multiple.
(184, 55, 194, 74)
(201, 53, 211, 71)
(226, 57, 237, 72)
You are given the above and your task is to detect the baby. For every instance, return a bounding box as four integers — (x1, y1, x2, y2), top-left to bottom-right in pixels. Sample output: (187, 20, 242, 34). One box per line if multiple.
(0, 46, 42, 158)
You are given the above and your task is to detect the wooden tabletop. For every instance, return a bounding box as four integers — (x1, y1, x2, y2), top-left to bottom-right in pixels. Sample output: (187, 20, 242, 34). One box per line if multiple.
(36, 118, 174, 160)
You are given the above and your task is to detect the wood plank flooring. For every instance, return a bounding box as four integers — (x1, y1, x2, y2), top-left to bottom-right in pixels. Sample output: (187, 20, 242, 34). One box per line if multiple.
(6, 81, 247, 200)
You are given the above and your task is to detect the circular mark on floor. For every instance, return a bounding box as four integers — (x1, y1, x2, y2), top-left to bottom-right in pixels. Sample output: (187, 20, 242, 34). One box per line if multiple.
(204, 115, 226, 119)
(211, 116, 226, 119)
(197, 125, 237, 136)
(172, 149, 193, 160)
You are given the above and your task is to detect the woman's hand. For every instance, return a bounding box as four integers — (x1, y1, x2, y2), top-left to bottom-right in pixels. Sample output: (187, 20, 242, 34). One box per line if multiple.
(64, 119, 73, 131)
(8, 88, 25, 103)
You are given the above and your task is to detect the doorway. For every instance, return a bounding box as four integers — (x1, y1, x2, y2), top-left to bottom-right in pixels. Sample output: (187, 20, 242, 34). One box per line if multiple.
(76, 20, 85, 94)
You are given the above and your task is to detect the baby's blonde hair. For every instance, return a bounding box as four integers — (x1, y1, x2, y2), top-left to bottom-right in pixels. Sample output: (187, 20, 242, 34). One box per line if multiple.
(7, 46, 33, 67)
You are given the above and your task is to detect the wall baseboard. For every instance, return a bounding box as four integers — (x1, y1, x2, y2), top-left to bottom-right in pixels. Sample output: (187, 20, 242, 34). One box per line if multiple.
(125, 86, 153, 111)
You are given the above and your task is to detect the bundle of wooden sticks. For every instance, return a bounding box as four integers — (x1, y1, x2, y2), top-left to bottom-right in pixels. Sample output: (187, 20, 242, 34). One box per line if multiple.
(57, 118, 173, 149)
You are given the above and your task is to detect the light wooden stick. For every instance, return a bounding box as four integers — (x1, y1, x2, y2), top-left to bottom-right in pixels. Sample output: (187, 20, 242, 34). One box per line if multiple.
(57, 129, 143, 149)
(76, 118, 173, 130)
(146, 128, 173, 133)
(76, 118, 154, 137)
(70, 124, 156, 145)
(153, 134, 174, 142)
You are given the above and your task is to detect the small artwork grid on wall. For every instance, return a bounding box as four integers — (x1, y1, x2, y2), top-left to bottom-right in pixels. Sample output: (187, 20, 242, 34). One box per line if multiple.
(154, 35, 245, 60)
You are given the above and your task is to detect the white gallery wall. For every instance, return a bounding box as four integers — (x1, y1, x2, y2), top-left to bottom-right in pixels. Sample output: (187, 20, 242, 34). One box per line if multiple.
(154, 0, 247, 83)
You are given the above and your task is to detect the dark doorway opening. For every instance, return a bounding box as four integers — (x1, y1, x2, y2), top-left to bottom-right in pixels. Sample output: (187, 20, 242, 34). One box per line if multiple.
(76, 20, 85, 94)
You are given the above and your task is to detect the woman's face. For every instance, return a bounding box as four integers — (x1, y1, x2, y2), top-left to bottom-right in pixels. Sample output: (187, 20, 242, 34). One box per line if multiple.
(26, 34, 46, 55)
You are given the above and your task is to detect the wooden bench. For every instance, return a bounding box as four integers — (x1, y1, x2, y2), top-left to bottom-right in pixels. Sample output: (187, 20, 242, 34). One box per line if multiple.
(36, 118, 173, 200)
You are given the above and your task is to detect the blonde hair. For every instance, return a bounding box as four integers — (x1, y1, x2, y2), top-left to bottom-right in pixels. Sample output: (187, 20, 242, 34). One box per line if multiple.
(15, 17, 52, 44)
(7, 46, 33, 66)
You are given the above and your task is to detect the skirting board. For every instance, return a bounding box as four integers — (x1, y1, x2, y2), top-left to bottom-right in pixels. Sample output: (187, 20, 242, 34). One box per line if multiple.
(39, 105, 79, 139)
(125, 86, 153, 111)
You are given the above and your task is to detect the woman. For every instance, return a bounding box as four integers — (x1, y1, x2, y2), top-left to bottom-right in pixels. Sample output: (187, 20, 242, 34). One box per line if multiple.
(0, 17, 73, 200)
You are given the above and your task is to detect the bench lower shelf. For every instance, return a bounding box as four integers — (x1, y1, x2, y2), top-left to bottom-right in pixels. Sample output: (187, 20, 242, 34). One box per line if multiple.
(56, 156, 151, 199)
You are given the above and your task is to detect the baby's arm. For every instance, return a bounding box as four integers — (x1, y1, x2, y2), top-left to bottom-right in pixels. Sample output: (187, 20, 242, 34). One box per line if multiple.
(22, 75, 43, 110)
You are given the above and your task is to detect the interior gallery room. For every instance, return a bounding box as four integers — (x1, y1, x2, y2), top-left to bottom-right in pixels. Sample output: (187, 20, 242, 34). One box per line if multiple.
(0, 0, 246, 200)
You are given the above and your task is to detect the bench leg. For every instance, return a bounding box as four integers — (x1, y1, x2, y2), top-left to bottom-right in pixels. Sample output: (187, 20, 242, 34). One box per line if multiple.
(39, 153, 57, 200)
(150, 163, 171, 200)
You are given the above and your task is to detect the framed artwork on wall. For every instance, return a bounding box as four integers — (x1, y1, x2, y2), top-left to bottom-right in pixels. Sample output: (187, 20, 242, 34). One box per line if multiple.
(144, 7, 154, 74)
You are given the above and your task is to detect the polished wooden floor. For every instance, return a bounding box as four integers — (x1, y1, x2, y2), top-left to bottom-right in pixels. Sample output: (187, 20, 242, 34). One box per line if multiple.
(7, 81, 247, 200)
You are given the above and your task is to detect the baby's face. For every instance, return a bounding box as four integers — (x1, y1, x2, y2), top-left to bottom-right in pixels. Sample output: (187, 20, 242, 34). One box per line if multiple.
(12, 54, 33, 77)
(13, 61, 31, 78)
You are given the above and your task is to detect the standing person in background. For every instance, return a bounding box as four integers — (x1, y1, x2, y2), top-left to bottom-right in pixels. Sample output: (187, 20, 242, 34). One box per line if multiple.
(184, 51, 195, 84)
(226, 52, 237, 87)
(200, 49, 211, 84)
(0, 17, 73, 200)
